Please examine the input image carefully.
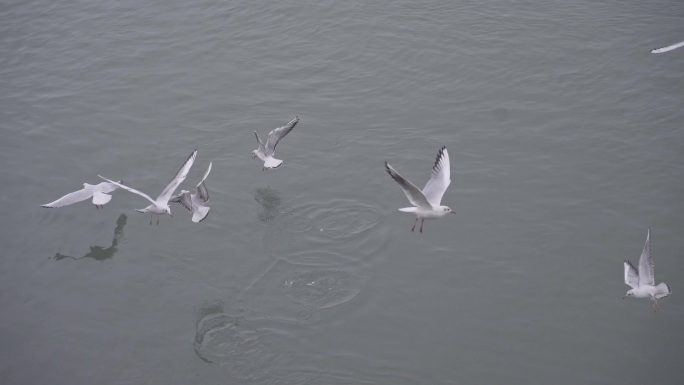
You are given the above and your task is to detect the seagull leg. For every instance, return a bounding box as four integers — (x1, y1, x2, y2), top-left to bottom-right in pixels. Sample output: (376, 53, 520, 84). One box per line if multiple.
(149, 213, 153, 225)
(411, 218, 418, 232)
(156, 215, 160, 226)
(419, 219, 425, 233)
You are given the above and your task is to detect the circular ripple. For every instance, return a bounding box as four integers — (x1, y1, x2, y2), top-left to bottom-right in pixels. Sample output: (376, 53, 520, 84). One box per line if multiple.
(240, 259, 363, 323)
(280, 250, 349, 266)
(283, 269, 362, 309)
(193, 312, 282, 382)
(262, 198, 388, 261)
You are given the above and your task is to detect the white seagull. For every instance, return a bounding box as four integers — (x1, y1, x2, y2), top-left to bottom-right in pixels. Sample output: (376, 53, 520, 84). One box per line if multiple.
(623, 228, 672, 313)
(252, 116, 299, 170)
(385, 146, 455, 233)
(651, 40, 684, 54)
(41, 181, 121, 209)
(169, 162, 212, 223)
(98, 149, 197, 225)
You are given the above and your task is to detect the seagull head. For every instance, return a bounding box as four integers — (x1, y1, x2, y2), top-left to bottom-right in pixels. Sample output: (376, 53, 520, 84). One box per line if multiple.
(162, 206, 172, 217)
(623, 289, 634, 299)
(441, 206, 456, 215)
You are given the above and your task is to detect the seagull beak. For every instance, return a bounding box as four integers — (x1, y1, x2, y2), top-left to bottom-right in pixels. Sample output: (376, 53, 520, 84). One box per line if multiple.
(451, 211, 456, 214)
(622, 296, 626, 299)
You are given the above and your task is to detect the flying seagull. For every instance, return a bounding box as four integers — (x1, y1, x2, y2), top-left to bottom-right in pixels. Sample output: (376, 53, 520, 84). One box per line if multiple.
(98, 149, 197, 225)
(252, 116, 299, 170)
(41, 181, 121, 209)
(170, 162, 212, 223)
(623, 228, 671, 313)
(651, 40, 684, 53)
(385, 146, 455, 233)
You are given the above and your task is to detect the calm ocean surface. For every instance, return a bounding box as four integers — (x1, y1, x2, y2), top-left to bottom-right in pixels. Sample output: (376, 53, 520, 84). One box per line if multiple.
(1, 0, 683, 383)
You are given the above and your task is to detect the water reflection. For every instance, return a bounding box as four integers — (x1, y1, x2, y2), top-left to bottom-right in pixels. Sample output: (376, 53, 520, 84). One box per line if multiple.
(53, 214, 127, 261)
(254, 187, 283, 223)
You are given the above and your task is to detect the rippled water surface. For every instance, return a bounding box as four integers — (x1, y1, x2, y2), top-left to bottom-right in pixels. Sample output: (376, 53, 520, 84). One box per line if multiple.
(2, 0, 684, 383)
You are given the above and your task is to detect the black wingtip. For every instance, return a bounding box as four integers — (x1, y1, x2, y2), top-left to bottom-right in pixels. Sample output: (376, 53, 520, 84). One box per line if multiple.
(432, 146, 447, 170)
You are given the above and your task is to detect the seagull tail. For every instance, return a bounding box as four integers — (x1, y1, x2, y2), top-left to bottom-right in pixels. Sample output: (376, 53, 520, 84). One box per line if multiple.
(92, 192, 112, 206)
(192, 207, 210, 223)
(655, 283, 671, 299)
(264, 157, 283, 169)
(398, 207, 418, 213)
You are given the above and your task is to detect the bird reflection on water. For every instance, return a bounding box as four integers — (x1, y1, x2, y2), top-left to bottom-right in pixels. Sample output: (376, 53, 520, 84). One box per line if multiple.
(53, 214, 127, 261)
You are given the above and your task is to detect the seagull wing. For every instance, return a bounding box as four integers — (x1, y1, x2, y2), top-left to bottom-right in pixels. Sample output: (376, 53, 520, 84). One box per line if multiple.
(385, 162, 432, 208)
(170, 191, 193, 212)
(157, 149, 198, 204)
(638, 228, 655, 286)
(195, 162, 212, 202)
(265, 116, 298, 156)
(254, 132, 266, 155)
(98, 175, 157, 206)
(41, 187, 93, 208)
(624, 260, 639, 289)
(421, 146, 451, 206)
(651, 40, 684, 53)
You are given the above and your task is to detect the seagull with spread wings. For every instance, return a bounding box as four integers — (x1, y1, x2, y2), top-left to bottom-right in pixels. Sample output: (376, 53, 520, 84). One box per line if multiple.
(623, 229, 672, 313)
(98, 149, 197, 225)
(169, 162, 212, 223)
(385, 146, 455, 233)
(252, 116, 299, 170)
(41, 181, 121, 209)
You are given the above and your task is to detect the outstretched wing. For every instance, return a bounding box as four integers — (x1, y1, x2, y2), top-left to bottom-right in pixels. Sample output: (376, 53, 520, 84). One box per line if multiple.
(169, 191, 193, 212)
(638, 228, 655, 286)
(624, 260, 639, 289)
(41, 187, 93, 208)
(385, 162, 432, 208)
(98, 175, 157, 206)
(157, 149, 198, 203)
(195, 162, 212, 202)
(265, 116, 298, 156)
(254, 132, 266, 155)
(421, 146, 451, 206)
(651, 40, 684, 54)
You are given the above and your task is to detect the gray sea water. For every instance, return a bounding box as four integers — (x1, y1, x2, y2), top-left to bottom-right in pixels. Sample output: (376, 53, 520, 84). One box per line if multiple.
(2, 0, 683, 383)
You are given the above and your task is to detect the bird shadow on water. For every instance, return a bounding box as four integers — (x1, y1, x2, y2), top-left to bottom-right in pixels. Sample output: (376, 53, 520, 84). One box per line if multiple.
(52, 214, 127, 261)
(254, 186, 284, 224)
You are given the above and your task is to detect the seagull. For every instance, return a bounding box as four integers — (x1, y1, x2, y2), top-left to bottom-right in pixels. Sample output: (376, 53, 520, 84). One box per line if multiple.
(623, 228, 672, 313)
(385, 146, 455, 233)
(651, 40, 684, 53)
(169, 162, 212, 223)
(252, 116, 299, 170)
(41, 181, 121, 209)
(98, 149, 197, 225)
